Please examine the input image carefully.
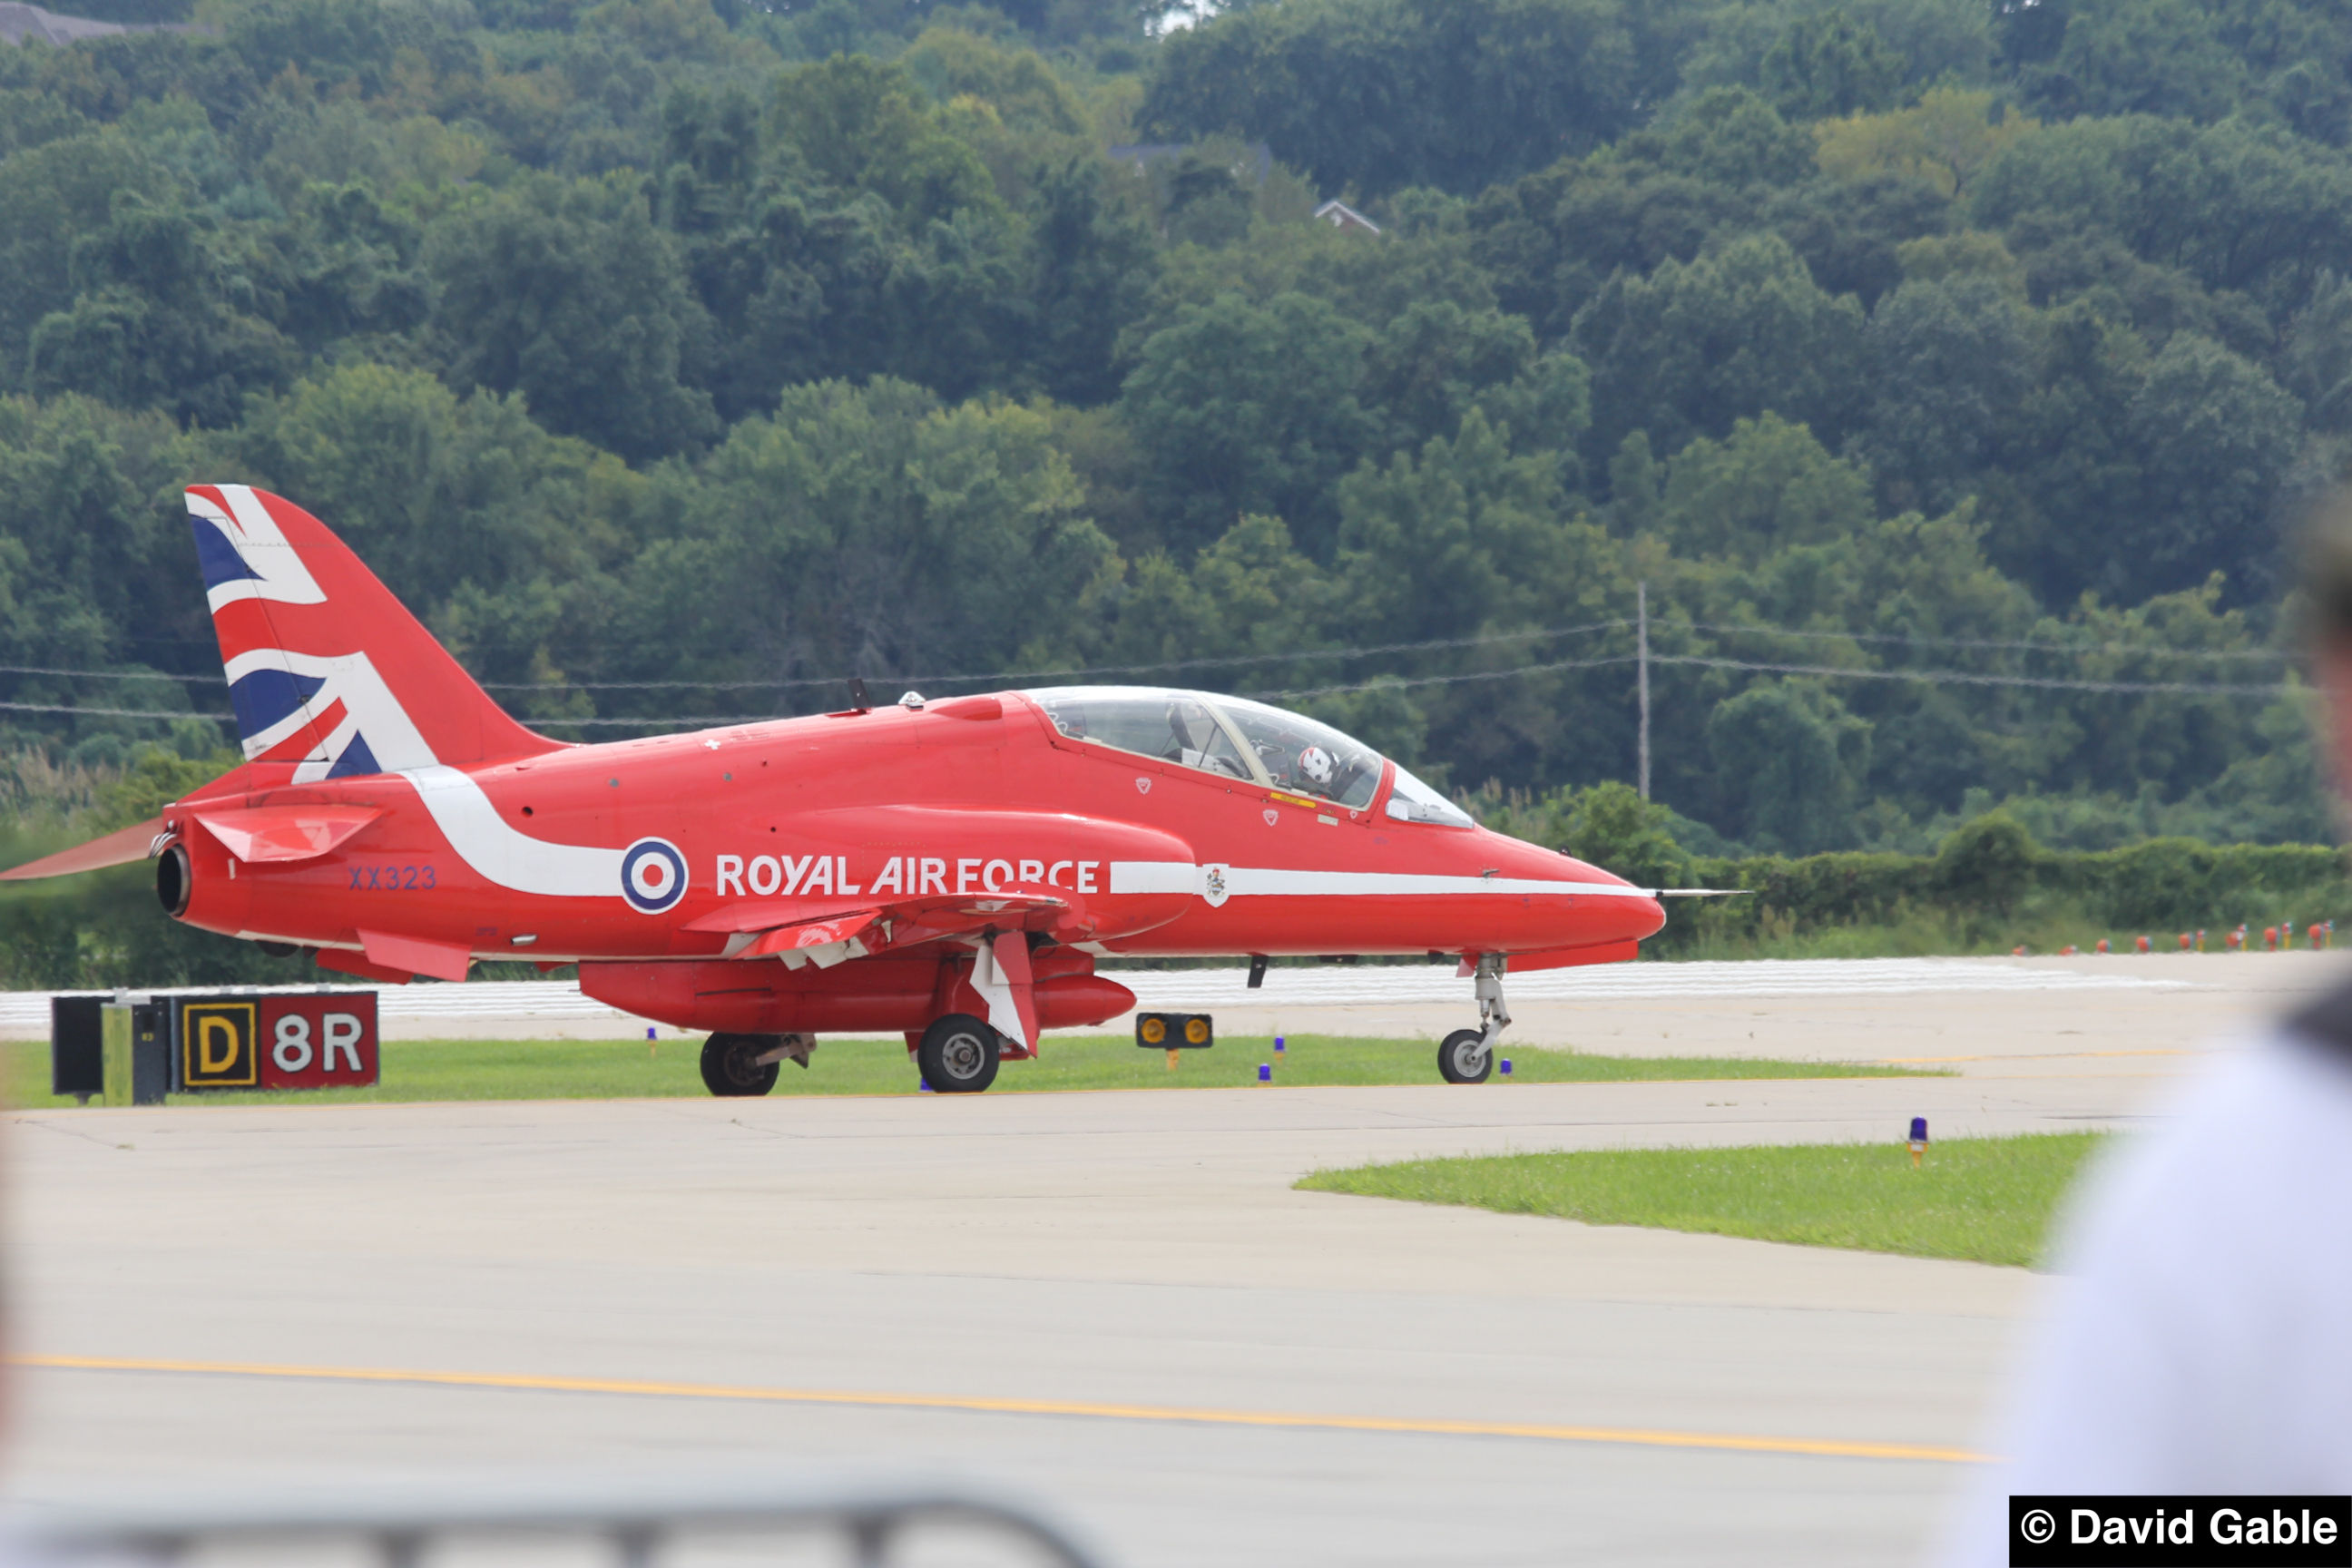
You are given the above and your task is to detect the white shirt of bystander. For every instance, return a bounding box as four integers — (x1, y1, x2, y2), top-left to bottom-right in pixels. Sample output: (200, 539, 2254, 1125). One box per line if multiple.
(1940, 1012, 2352, 1564)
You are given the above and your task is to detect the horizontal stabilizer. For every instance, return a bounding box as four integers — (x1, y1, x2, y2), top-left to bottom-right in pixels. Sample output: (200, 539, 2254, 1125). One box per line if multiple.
(1651, 888, 1750, 897)
(193, 806, 382, 864)
(0, 818, 166, 882)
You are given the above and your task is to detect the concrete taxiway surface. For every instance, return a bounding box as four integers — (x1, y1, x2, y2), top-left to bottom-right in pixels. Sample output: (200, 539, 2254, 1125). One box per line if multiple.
(2, 953, 2342, 1565)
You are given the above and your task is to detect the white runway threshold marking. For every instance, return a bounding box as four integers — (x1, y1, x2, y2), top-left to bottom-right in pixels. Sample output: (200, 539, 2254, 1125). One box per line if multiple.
(0, 957, 2190, 1032)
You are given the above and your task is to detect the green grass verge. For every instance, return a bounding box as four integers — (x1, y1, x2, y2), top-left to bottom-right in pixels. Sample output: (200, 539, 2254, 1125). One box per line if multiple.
(1, 1033, 1937, 1109)
(1296, 1133, 2108, 1268)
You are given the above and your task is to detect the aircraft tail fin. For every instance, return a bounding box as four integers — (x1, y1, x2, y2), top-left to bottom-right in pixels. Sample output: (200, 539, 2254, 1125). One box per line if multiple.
(185, 485, 563, 780)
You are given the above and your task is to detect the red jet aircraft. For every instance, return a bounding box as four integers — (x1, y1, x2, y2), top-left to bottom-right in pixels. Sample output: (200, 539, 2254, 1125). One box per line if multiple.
(9, 486, 1672, 1093)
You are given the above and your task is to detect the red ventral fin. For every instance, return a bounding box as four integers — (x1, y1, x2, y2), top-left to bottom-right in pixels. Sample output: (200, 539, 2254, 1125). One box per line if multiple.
(358, 928, 474, 983)
(315, 947, 418, 985)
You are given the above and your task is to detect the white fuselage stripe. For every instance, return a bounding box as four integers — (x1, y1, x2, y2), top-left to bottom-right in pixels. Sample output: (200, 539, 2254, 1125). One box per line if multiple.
(399, 767, 622, 897)
(1108, 861, 1653, 899)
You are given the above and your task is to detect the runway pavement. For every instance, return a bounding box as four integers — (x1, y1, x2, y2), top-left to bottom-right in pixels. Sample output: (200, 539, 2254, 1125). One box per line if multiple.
(1, 953, 2341, 1565)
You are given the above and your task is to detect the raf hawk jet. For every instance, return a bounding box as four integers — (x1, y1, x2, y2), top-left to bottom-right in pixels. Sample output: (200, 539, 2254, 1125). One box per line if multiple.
(6, 487, 1669, 1093)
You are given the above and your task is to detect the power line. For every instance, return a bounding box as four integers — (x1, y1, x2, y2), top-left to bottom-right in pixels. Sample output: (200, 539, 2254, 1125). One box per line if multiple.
(481, 619, 1634, 691)
(0, 617, 2296, 697)
(0, 701, 225, 720)
(1647, 654, 2290, 696)
(1250, 654, 1642, 701)
(1669, 621, 2291, 663)
(0, 663, 228, 684)
(1245, 654, 2299, 702)
(0, 621, 1638, 694)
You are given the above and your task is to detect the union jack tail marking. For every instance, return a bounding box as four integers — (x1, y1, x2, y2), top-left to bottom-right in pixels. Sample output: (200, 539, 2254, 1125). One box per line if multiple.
(188, 485, 561, 781)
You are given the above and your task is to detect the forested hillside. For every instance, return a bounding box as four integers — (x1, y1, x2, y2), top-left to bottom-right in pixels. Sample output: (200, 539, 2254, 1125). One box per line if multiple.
(2, 0, 2347, 868)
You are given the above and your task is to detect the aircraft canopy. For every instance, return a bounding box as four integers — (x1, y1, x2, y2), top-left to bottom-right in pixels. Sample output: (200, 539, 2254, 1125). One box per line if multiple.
(1022, 687, 1473, 828)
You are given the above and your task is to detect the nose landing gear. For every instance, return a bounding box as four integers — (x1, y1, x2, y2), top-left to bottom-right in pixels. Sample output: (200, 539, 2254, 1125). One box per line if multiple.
(1438, 954, 1510, 1084)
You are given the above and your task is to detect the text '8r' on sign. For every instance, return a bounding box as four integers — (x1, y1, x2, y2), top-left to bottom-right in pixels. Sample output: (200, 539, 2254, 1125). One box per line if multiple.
(177, 993, 380, 1093)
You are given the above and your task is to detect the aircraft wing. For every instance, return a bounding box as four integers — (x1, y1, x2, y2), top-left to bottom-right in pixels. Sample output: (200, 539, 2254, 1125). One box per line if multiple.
(686, 893, 1073, 1048)
(0, 818, 167, 881)
(685, 892, 1073, 966)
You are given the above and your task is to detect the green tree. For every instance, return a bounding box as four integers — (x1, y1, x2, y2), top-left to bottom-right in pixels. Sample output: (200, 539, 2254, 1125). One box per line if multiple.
(2121, 333, 2302, 601)
(1649, 412, 1876, 561)
(626, 380, 1118, 701)
(1572, 233, 1867, 466)
(28, 193, 296, 426)
(1118, 291, 1377, 558)
(1929, 811, 2038, 918)
(425, 179, 719, 462)
(1705, 679, 1874, 853)
(1759, 9, 1907, 122)
(1862, 275, 2030, 513)
(2023, 0, 2246, 123)
(769, 54, 1001, 229)
(1137, 0, 1692, 198)
(0, 131, 167, 388)
(1548, 780, 1695, 888)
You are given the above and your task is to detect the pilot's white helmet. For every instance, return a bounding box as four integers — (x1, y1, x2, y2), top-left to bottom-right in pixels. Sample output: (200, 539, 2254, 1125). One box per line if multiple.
(1298, 745, 1335, 784)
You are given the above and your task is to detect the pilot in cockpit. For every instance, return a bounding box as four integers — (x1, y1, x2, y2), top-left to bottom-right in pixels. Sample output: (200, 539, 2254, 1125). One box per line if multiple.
(1030, 686, 1463, 822)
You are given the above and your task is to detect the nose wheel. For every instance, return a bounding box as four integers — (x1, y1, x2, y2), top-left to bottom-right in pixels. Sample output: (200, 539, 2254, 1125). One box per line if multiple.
(1438, 954, 1510, 1084)
(1438, 1028, 1492, 1083)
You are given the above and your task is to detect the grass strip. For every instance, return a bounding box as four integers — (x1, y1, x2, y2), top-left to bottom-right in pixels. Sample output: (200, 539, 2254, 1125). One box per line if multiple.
(2, 1033, 1936, 1109)
(1297, 1134, 2109, 1269)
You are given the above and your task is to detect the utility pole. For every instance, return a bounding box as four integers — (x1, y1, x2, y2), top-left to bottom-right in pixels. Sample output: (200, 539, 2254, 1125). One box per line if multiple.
(1636, 581, 1651, 800)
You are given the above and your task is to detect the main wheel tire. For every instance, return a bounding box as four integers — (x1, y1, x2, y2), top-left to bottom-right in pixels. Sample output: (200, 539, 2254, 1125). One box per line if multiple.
(918, 1013, 1000, 1093)
(701, 1033, 780, 1097)
(1438, 1028, 1493, 1084)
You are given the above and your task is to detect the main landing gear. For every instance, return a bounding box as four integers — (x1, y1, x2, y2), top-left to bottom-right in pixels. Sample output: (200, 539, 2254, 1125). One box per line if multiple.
(1438, 954, 1511, 1085)
(917, 1013, 1001, 1094)
(698, 1032, 816, 1097)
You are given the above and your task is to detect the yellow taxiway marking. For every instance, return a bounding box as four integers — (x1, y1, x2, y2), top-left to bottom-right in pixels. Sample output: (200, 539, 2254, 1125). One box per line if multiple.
(15, 1354, 1984, 1465)
(1874, 1048, 2192, 1063)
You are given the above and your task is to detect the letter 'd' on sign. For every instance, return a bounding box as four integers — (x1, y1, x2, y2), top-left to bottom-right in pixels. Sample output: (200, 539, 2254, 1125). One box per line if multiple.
(181, 1002, 258, 1088)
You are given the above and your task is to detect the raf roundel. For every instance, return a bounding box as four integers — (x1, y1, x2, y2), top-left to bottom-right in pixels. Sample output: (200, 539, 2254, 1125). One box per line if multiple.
(620, 838, 690, 914)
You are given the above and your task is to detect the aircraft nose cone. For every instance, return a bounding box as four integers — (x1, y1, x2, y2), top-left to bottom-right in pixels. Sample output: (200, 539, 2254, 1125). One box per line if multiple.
(1625, 891, 1667, 944)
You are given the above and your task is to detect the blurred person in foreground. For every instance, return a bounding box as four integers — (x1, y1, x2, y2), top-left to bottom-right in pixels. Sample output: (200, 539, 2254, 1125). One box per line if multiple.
(1938, 505, 2352, 1563)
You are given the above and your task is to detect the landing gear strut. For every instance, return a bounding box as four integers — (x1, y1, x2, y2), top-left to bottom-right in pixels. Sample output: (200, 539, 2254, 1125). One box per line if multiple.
(1438, 954, 1509, 1084)
(701, 1033, 781, 1097)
